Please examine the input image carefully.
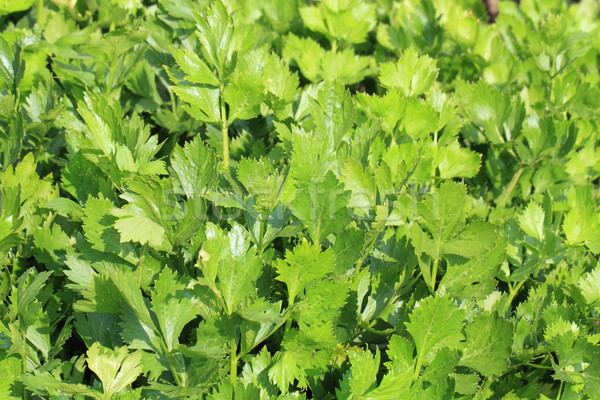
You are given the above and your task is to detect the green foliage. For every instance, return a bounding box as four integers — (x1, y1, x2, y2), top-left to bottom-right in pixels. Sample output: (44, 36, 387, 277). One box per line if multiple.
(1, 0, 600, 399)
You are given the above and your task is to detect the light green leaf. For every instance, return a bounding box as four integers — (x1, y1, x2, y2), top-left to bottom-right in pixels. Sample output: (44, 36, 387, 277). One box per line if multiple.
(171, 48, 220, 86)
(435, 141, 481, 179)
(195, 0, 235, 78)
(224, 71, 265, 122)
(518, 201, 545, 241)
(440, 224, 507, 299)
(283, 35, 372, 85)
(77, 97, 115, 156)
(398, 98, 439, 140)
(379, 46, 438, 97)
(299, 0, 376, 45)
(340, 157, 377, 212)
(563, 206, 600, 251)
(86, 343, 143, 399)
(0, 0, 34, 15)
(172, 84, 221, 124)
(579, 267, 600, 307)
(111, 206, 168, 250)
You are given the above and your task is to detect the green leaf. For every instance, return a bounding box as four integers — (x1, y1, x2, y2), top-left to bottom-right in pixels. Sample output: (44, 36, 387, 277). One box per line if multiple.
(198, 223, 262, 314)
(74, 313, 121, 349)
(32, 223, 70, 269)
(16, 268, 52, 317)
(187, 315, 229, 358)
(208, 380, 262, 400)
(0, 36, 25, 90)
(111, 269, 161, 350)
(283, 34, 372, 85)
(454, 80, 524, 144)
(386, 335, 415, 371)
(83, 197, 132, 255)
(269, 326, 335, 392)
(397, 98, 439, 140)
(460, 312, 513, 376)
(224, 71, 265, 122)
(195, 0, 235, 78)
(357, 367, 413, 399)
(376, 0, 440, 54)
(296, 279, 349, 328)
(151, 269, 202, 352)
(61, 152, 115, 203)
(355, 90, 405, 133)
(405, 296, 465, 363)
(440, 223, 507, 299)
(21, 371, 103, 399)
(216, 224, 262, 313)
(0, 356, 20, 399)
(275, 239, 335, 306)
(290, 172, 351, 244)
(236, 157, 287, 213)
(0, 0, 34, 15)
(171, 136, 218, 198)
(410, 181, 469, 260)
(65, 255, 123, 315)
(77, 97, 115, 156)
(44, 197, 83, 219)
(421, 347, 461, 385)
(111, 177, 180, 251)
(347, 347, 380, 398)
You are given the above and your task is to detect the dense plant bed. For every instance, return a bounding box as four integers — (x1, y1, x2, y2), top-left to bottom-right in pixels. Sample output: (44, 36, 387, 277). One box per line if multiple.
(1, 0, 600, 399)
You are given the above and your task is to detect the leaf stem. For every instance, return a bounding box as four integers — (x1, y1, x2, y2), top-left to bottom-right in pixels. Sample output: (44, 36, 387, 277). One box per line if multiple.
(412, 354, 423, 383)
(36, 0, 44, 26)
(257, 213, 268, 254)
(168, 87, 178, 120)
(21, 328, 29, 400)
(230, 331, 237, 383)
(220, 84, 229, 169)
(507, 279, 527, 305)
(106, 62, 117, 98)
(525, 362, 553, 370)
(360, 322, 395, 336)
(556, 380, 564, 400)
(354, 227, 383, 275)
(497, 166, 524, 207)
(430, 258, 439, 292)
(164, 348, 183, 386)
